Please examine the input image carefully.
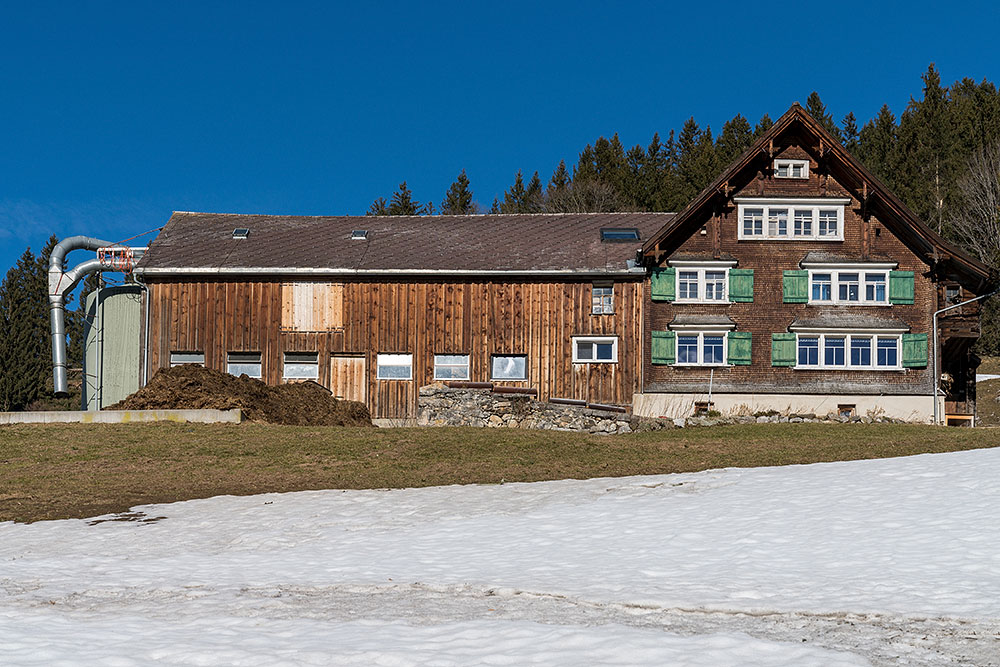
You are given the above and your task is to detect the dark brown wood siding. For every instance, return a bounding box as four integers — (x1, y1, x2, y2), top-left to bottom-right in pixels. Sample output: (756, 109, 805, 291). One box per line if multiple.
(147, 278, 644, 419)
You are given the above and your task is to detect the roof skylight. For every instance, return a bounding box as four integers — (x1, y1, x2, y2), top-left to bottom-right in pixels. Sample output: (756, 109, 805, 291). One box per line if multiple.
(232, 228, 250, 239)
(351, 230, 368, 240)
(600, 228, 640, 242)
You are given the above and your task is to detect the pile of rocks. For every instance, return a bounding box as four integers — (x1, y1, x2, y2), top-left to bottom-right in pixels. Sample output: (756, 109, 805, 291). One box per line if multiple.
(673, 412, 909, 428)
(417, 383, 668, 435)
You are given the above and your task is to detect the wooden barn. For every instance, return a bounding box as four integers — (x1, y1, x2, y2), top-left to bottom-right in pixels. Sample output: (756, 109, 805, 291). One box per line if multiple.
(133, 212, 670, 420)
(129, 104, 995, 424)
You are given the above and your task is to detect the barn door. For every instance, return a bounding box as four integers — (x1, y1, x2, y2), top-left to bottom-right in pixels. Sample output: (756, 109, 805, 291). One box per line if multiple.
(330, 355, 367, 404)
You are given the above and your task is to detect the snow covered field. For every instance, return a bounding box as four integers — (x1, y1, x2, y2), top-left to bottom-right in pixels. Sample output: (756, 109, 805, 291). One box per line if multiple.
(3, 448, 1000, 665)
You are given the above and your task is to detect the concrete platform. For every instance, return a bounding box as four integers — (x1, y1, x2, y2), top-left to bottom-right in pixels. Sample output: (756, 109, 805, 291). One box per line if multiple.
(0, 409, 242, 425)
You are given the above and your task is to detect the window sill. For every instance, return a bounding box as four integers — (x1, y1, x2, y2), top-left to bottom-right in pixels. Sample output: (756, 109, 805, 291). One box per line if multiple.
(671, 364, 732, 368)
(792, 366, 903, 371)
(673, 300, 731, 305)
(572, 360, 618, 364)
(806, 302, 892, 307)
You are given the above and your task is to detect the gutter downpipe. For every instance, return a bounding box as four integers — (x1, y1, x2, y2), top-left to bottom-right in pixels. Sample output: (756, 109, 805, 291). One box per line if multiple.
(48, 236, 116, 396)
(931, 290, 997, 425)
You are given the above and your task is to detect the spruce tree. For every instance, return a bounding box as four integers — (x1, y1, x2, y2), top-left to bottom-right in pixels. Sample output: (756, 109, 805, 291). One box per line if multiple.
(387, 181, 422, 215)
(367, 197, 388, 215)
(440, 169, 476, 214)
(842, 112, 860, 153)
(753, 114, 773, 138)
(716, 114, 754, 165)
(548, 160, 570, 194)
(856, 105, 898, 185)
(805, 92, 842, 140)
(0, 246, 50, 411)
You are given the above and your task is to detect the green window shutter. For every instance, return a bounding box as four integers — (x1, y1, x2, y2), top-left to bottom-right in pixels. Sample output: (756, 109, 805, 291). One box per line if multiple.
(651, 268, 675, 302)
(729, 269, 754, 303)
(771, 333, 797, 366)
(889, 271, 915, 304)
(727, 331, 752, 365)
(782, 270, 809, 303)
(902, 333, 928, 367)
(651, 330, 675, 365)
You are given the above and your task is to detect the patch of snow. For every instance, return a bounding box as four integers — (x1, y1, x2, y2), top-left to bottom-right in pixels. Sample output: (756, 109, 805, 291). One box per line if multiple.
(3, 448, 1000, 665)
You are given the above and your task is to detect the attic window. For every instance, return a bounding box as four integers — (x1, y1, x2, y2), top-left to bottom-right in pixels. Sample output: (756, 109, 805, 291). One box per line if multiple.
(601, 228, 641, 242)
(351, 230, 368, 240)
(232, 228, 250, 239)
(774, 159, 809, 179)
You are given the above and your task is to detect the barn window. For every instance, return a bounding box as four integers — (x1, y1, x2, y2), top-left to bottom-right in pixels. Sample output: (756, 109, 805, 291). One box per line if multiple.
(433, 355, 470, 380)
(283, 352, 319, 380)
(170, 352, 204, 367)
(227, 352, 262, 378)
(491, 355, 526, 380)
(572, 336, 618, 363)
(592, 284, 614, 314)
(376, 353, 413, 380)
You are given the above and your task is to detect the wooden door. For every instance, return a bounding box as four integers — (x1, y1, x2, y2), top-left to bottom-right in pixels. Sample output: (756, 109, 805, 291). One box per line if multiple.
(330, 355, 367, 403)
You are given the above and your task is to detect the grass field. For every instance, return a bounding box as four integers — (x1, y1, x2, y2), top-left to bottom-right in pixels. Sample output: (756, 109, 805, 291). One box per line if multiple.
(2, 422, 999, 524)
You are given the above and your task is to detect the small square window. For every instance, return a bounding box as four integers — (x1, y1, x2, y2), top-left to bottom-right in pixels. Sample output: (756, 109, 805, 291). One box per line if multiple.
(376, 353, 413, 380)
(170, 352, 205, 367)
(491, 355, 526, 380)
(227, 352, 262, 378)
(572, 337, 618, 363)
(434, 354, 470, 380)
(283, 352, 319, 380)
(592, 285, 614, 314)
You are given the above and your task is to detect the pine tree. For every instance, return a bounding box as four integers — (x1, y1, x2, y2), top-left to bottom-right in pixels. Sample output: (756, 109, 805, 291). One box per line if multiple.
(548, 160, 570, 194)
(440, 169, 476, 214)
(753, 114, 773, 138)
(387, 181, 422, 215)
(500, 170, 542, 213)
(842, 112, 860, 153)
(805, 92, 842, 140)
(856, 105, 898, 185)
(715, 114, 754, 165)
(367, 197, 388, 215)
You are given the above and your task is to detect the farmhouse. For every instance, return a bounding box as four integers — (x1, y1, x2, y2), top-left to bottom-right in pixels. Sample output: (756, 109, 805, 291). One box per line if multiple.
(76, 104, 992, 423)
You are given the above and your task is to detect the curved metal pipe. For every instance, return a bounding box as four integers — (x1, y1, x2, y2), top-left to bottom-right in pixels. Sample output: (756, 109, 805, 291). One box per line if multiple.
(48, 237, 114, 396)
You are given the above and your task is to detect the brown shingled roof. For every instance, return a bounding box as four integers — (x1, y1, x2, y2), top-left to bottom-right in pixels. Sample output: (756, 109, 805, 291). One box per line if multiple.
(136, 211, 674, 276)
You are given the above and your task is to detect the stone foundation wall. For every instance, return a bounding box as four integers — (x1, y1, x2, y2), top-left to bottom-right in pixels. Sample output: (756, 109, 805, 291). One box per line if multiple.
(417, 383, 667, 435)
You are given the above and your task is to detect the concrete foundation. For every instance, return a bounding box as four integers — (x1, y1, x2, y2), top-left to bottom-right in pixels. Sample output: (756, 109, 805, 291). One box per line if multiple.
(0, 409, 242, 425)
(633, 392, 938, 423)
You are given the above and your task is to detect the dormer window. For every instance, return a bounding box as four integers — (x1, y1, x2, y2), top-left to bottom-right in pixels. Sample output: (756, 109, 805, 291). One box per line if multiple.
(774, 159, 809, 179)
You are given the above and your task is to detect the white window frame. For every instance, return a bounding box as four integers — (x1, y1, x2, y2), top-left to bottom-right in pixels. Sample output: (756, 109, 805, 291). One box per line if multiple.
(736, 198, 848, 241)
(572, 336, 619, 363)
(774, 158, 810, 179)
(793, 332, 903, 370)
(802, 263, 895, 306)
(433, 354, 471, 380)
(376, 353, 413, 380)
(283, 352, 319, 380)
(227, 352, 262, 378)
(170, 352, 205, 367)
(491, 354, 527, 380)
(672, 331, 728, 367)
(669, 260, 736, 304)
(591, 284, 614, 314)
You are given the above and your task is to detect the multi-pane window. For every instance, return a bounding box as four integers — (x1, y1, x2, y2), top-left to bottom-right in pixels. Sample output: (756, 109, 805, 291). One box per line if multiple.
(793, 209, 813, 236)
(818, 210, 839, 237)
(767, 208, 789, 236)
(675, 267, 728, 303)
(283, 352, 319, 380)
(433, 354, 470, 380)
(491, 355, 526, 380)
(774, 159, 809, 179)
(742, 207, 764, 236)
(376, 353, 413, 379)
(170, 352, 205, 367)
(797, 334, 901, 369)
(808, 269, 890, 305)
(675, 332, 727, 366)
(737, 200, 845, 240)
(591, 285, 614, 314)
(227, 352, 262, 378)
(572, 336, 618, 363)
(865, 273, 886, 302)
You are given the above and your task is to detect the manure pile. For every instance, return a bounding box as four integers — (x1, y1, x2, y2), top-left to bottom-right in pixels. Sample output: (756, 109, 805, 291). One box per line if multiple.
(107, 365, 373, 426)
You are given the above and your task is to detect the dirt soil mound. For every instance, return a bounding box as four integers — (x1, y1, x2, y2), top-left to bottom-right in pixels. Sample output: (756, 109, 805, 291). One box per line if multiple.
(107, 365, 373, 426)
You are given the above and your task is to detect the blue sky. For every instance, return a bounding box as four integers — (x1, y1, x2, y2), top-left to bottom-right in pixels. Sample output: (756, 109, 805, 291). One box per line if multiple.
(2, 1, 998, 280)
